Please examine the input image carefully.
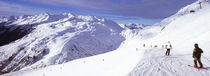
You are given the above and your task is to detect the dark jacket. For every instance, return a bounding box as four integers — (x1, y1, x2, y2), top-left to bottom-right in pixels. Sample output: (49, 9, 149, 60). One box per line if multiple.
(193, 47, 203, 59)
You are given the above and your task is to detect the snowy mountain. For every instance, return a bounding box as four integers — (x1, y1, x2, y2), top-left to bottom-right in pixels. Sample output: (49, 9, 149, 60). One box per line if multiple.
(0, 13, 125, 75)
(0, 17, 8, 23)
(2, 0, 210, 76)
(119, 23, 149, 29)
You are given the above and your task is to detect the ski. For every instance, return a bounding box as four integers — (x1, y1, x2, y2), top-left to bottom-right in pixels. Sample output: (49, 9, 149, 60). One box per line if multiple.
(188, 65, 206, 70)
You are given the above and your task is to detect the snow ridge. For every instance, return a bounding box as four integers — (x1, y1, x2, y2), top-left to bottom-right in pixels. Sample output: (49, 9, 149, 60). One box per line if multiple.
(0, 13, 125, 75)
(119, 23, 149, 30)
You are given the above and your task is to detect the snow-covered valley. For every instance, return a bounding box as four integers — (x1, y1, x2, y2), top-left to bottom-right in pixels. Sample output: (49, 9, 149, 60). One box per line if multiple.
(1, 0, 210, 76)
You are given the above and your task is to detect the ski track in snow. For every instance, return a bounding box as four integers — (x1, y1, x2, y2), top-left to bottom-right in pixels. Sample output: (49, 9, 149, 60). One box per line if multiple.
(129, 47, 210, 76)
(1, 0, 210, 76)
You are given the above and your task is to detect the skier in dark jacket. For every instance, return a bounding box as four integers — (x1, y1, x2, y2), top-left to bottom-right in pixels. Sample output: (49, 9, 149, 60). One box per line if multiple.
(193, 43, 203, 68)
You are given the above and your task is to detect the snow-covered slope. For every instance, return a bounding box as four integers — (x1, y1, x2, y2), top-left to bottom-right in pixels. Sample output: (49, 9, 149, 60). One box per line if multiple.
(0, 13, 125, 75)
(154, 0, 210, 30)
(2, 0, 210, 76)
(0, 13, 145, 76)
(143, 0, 210, 54)
(2, 37, 144, 76)
(130, 0, 210, 76)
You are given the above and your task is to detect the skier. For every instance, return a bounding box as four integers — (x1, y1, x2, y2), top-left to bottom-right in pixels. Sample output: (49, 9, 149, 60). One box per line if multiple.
(143, 44, 146, 47)
(193, 43, 203, 68)
(165, 41, 172, 56)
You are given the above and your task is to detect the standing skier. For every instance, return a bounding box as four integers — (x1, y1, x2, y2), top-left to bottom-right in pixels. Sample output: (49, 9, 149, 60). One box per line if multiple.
(193, 43, 203, 68)
(165, 41, 172, 56)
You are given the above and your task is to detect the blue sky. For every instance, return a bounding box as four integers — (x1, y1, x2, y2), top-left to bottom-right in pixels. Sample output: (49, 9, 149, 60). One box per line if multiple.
(0, 0, 196, 25)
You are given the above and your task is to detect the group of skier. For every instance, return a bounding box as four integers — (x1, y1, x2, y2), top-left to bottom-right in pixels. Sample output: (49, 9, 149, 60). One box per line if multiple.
(163, 41, 204, 69)
(144, 41, 204, 69)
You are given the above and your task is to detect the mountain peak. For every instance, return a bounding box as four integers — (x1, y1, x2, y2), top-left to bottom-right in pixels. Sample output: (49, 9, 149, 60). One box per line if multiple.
(119, 23, 149, 29)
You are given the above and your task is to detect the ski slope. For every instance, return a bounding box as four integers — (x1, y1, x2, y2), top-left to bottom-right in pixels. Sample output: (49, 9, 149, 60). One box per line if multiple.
(129, 48, 210, 76)
(130, 0, 210, 76)
(2, 0, 210, 76)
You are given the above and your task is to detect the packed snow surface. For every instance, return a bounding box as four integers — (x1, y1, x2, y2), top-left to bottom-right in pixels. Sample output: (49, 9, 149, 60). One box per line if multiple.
(130, 1, 210, 76)
(1, 0, 210, 76)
